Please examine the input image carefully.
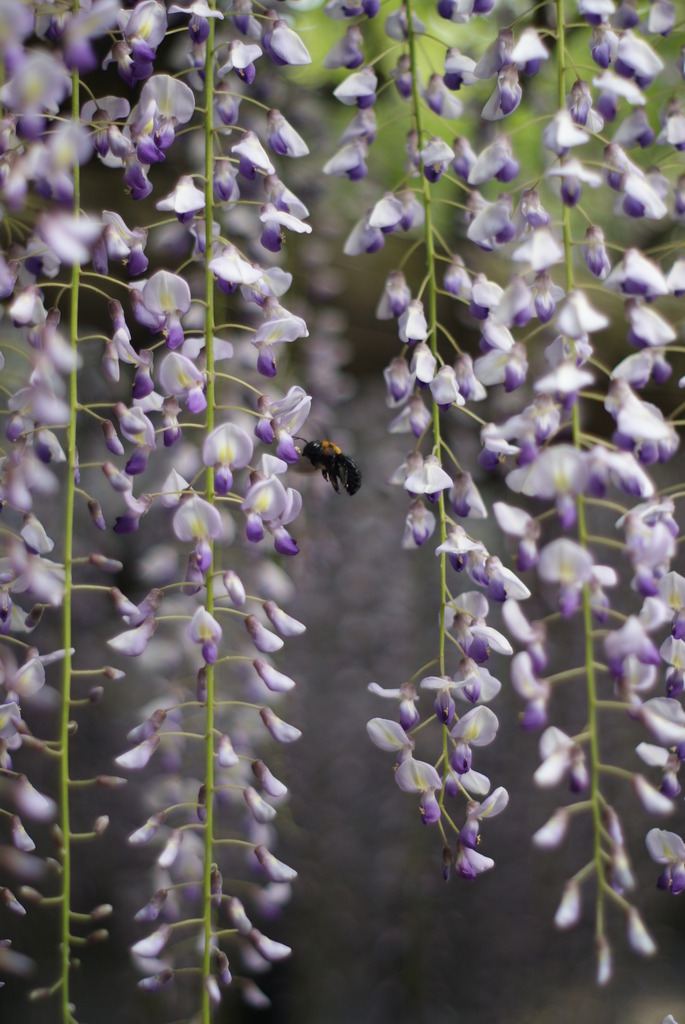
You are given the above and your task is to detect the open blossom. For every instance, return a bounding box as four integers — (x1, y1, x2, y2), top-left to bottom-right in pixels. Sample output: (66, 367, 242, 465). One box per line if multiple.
(108, 616, 157, 657)
(155, 174, 205, 223)
(367, 716, 414, 755)
(368, 682, 419, 730)
(646, 829, 685, 893)
(394, 757, 442, 824)
(537, 538, 595, 617)
(404, 455, 452, 502)
(511, 651, 549, 729)
(266, 109, 309, 157)
(208, 246, 260, 294)
(232, 131, 276, 179)
(158, 352, 206, 413)
(387, 389, 430, 434)
(38, 212, 102, 266)
(188, 607, 222, 664)
(219, 39, 262, 83)
(202, 423, 254, 494)
(173, 494, 223, 571)
(136, 270, 192, 349)
(241, 460, 302, 555)
(418, 136, 453, 181)
(482, 65, 522, 119)
(450, 706, 500, 774)
(430, 366, 464, 410)
(259, 202, 312, 253)
(457, 788, 509, 850)
(534, 727, 589, 792)
(507, 446, 589, 528)
(252, 297, 309, 377)
(325, 140, 369, 183)
(255, 385, 311, 461)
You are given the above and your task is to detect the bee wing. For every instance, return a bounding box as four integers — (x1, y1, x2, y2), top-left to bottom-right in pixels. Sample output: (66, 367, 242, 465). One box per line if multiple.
(339, 456, 361, 495)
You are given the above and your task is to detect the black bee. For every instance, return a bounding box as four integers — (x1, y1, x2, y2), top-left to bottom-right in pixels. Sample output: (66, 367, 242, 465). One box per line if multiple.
(300, 440, 362, 496)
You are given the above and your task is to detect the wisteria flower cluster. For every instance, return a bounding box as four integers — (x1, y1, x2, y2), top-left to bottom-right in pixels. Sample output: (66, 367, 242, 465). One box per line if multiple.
(0, 0, 684, 1018)
(0, 0, 322, 1017)
(327, 0, 685, 989)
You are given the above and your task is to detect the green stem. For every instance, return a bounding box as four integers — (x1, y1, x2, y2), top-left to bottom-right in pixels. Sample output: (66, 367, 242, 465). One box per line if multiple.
(59, 39, 80, 1024)
(406, 0, 447, 677)
(201, 12, 217, 1022)
(557, 0, 604, 948)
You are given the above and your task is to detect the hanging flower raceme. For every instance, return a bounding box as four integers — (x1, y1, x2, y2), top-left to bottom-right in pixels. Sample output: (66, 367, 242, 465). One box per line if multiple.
(0, 0, 324, 1007)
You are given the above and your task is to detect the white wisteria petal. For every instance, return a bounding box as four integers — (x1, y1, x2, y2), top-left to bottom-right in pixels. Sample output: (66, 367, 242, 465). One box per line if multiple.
(554, 883, 581, 930)
(593, 71, 646, 106)
(535, 362, 594, 395)
(635, 742, 669, 768)
(542, 110, 590, 151)
(546, 157, 601, 187)
(511, 228, 563, 271)
(538, 538, 594, 584)
(333, 66, 377, 105)
(557, 291, 609, 336)
(367, 718, 412, 751)
(395, 757, 441, 793)
(617, 32, 664, 80)
(646, 827, 685, 863)
(633, 774, 674, 816)
(451, 705, 499, 745)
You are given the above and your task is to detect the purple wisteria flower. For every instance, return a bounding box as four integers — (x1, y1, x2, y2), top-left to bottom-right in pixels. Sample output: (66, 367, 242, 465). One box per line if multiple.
(646, 829, 685, 893)
(173, 494, 223, 572)
(242, 456, 302, 555)
(188, 607, 222, 664)
(158, 351, 206, 413)
(169, 1, 224, 42)
(394, 757, 443, 824)
(202, 423, 253, 494)
(133, 270, 192, 348)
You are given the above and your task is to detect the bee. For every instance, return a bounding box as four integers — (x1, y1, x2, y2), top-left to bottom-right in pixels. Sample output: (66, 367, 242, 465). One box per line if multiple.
(299, 439, 362, 496)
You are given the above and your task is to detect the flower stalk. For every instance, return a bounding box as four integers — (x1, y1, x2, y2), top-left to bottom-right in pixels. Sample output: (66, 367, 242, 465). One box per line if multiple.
(58, 35, 82, 1024)
(406, 0, 447, 676)
(201, 9, 217, 1020)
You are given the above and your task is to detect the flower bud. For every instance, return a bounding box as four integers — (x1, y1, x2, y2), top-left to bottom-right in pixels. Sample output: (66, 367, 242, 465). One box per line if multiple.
(554, 881, 581, 930)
